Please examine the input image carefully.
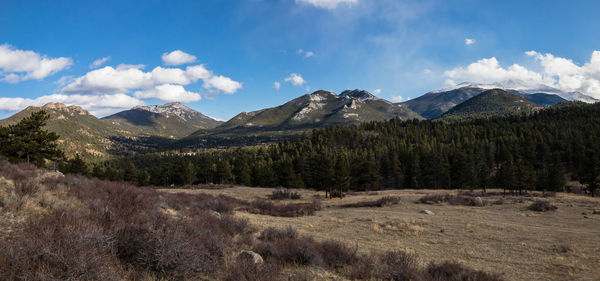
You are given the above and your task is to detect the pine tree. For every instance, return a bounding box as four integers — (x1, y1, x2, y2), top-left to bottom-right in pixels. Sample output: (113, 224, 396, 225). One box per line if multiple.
(233, 155, 252, 186)
(61, 154, 89, 175)
(333, 154, 351, 195)
(215, 160, 233, 184)
(0, 111, 63, 166)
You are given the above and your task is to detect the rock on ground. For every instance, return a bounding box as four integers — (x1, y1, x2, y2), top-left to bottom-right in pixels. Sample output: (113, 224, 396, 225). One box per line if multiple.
(238, 250, 264, 264)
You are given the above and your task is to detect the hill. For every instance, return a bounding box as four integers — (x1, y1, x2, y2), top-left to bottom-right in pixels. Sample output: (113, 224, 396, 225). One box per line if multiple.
(0, 103, 119, 159)
(441, 89, 543, 119)
(102, 102, 222, 138)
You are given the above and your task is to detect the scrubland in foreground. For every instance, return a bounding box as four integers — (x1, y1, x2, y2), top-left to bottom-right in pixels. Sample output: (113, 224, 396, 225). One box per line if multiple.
(165, 186, 600, 281)
(0, 160, 503, 280)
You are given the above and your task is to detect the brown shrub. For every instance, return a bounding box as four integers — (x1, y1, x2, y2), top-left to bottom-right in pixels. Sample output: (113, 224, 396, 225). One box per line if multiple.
(318, 240, 358, 269)
(340, 196, 401, 208)
(426, 261, 503, 281)
(225, 258, 280, 281)
(0, 210, 125, 281)
(247, 199, 321, 217)
(419, 193, 452, 204)
(254, 235, 324, 267)
(269, 188, 301, 200)
(375, 250, 423, 281)
(528, 200, 558, 212)
(419, 194, 481, 206)
(329, 189, 344, 198)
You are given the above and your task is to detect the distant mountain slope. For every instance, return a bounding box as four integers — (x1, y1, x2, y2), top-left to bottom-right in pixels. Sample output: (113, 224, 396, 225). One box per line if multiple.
(102, 102, 222, 138)
(400, 87, 483, 119)
(0, 103, 117, 158)
(520, 93, 567, 107)
(197, 89, 422, 137)
(441, 89, 543, 120)
(400, 83, 576, 119)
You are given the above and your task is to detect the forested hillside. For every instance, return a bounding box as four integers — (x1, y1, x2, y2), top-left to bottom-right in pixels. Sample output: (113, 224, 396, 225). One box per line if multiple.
(92, 102, 600, 195)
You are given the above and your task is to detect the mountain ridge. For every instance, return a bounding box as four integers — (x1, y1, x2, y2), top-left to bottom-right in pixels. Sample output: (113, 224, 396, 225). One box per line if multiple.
(195, 89, 422, 137)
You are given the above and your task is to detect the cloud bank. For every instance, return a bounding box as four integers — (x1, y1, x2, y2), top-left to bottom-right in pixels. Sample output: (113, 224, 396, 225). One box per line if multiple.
(444, 50, 600, 99)
(0, 44, 72, 83)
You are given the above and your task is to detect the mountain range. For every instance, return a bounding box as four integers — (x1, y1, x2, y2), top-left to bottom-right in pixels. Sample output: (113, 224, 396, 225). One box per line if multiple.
(1, 84, 597, 158)
(398, 83, 586, 119)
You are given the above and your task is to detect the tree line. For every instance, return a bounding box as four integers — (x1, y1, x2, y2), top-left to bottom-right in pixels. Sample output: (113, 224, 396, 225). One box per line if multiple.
(88, 102, 600, 196)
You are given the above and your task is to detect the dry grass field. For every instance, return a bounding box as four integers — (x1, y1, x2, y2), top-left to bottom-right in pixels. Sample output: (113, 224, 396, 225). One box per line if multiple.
(162, 187, 600, 281)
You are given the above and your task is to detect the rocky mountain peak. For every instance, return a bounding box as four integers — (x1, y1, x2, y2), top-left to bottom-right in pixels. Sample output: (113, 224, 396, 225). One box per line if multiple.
(133, 102, 200, 120)
(340, 89, 378, 101)
(40, 102, 89, 115)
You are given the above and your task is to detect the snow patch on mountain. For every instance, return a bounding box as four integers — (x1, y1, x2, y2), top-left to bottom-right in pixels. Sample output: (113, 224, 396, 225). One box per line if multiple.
(134, 102, 201, 120)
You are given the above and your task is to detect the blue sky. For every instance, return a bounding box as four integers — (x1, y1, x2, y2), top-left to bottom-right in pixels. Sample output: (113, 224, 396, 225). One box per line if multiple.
(1, 0, 599, 119)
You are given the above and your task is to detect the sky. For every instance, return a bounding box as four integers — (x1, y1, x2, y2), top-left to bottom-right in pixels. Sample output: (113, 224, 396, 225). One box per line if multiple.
(0, 0, 599, 119)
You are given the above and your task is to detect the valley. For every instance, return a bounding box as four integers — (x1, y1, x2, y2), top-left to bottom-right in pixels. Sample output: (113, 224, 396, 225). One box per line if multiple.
(164, 186, 600, 281)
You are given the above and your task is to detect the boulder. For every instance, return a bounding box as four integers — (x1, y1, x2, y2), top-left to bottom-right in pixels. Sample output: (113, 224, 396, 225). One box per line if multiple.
(420, 210, 434, 215)
(582, 211, 593, 216)
(238, 250, 263, 264)
(593, 210, 600, 215)
(473, 197, 484, 207)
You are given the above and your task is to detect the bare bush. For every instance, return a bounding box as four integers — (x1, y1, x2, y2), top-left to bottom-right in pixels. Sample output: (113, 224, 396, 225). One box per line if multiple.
(418, 194, 482, 206)
(225, 258, 280, 281)
(247, 199, 321, 217)
(528, 200, 558, 212)
(269, 188, 301, 200)
(426, 261, 503, 281)
(340, 196, 401, 208)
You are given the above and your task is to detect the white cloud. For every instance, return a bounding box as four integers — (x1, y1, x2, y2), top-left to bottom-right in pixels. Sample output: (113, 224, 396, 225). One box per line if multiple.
(274, 81, 281, 90)
(151, 66, 191, 85)
(391, 96, 403, 102)
(203, 75, 243, 94)
(297, 49, 315, 58)
(134, 84, 201, 102)
(372, 89, 382, 95)
(90, 56, 110, 69)
(423, 69, 432, 74)
(284, 73, 306, 86)
(63, 65, 154, 95)
(161, 50, 197, 66)
(465, 38, 476, 45)
(444, 50, 600, 99)
(63, 63, 241, 97)
(0, 93, 143, 116)
(185, 65, 212, 80)
(296, 0, 358, 9)
(0, 44, 72, 83)
(444, 57, 547, 89)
